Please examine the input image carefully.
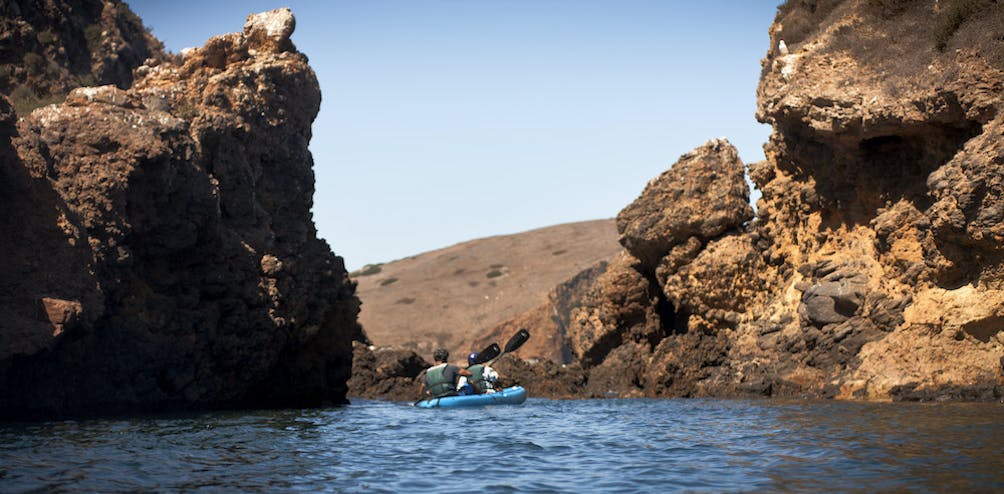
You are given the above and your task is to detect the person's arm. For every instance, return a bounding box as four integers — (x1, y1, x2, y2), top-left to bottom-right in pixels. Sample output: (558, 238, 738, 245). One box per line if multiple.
(418, 370, 429, 397)
(447, 365, 471, 389)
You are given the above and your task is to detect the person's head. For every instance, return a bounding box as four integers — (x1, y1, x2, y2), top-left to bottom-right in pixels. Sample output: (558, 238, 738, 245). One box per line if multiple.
(467, 352, 479, 366)
(433, 348, 449, 363)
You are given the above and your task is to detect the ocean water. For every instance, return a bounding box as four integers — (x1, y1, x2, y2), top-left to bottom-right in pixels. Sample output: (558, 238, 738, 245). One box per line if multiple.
(2, 398, 1002, 493)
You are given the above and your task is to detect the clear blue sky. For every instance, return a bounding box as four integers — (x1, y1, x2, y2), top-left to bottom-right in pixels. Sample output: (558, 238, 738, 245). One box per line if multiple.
(127, 1, 781, 270)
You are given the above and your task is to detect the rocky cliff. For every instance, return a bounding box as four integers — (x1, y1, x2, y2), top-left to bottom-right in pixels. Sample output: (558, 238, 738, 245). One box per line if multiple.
(747, 0, 1003, 400)
(355, 0, 1003, 403)
(1, 5, 361, 419)
(562, 0, 1004, 401)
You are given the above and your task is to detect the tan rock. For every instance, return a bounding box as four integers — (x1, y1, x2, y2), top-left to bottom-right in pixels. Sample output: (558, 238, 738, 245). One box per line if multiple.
(261, 254, 283, 276)
(38, 297, 82, 337)
(64, 85, 135, 108)
(848, 286, 1004, 400)
(243, 8, 296, 53)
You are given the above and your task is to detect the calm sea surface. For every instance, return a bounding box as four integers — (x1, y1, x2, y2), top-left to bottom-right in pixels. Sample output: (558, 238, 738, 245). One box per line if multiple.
(2, 398, 1002, 492)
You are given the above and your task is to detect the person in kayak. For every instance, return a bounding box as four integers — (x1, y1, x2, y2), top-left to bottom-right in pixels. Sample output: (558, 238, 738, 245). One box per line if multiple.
(419, 348, 472, 399)
(466, 351, 501, 394)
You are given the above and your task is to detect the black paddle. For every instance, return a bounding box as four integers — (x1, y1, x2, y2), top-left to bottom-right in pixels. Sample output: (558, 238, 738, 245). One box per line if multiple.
(475, 343, 501, 364)
(414, 341, 498, 406)
(481, 328, 530, 366)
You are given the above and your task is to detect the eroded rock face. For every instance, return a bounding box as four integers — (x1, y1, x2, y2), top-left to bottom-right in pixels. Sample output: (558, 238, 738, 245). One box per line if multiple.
(0, 0, 165, 114)
(1, 7, 361, 419)
(750, 0, 1004, 400)
(566, 252, 664, 367)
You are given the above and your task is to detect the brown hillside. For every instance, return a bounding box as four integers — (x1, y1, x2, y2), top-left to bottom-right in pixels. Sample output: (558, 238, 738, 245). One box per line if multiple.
(355, 220, 622, 357)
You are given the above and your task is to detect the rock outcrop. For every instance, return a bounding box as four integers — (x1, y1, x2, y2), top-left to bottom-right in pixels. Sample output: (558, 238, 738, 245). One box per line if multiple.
(0, 0, 165, 115)
(347, 342, 428, 402)
(1, 6, 361, 419)
(748, 0, 1003, 400)
(460, 0, 1004, 402)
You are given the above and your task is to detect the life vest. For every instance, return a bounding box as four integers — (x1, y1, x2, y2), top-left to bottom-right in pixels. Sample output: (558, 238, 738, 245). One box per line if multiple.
(425, 364, 456, 398)
(468, 364, 490, 393)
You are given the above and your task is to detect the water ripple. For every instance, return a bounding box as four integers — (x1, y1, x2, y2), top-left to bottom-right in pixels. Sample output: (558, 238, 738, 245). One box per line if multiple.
(2, 399, 1003, 492)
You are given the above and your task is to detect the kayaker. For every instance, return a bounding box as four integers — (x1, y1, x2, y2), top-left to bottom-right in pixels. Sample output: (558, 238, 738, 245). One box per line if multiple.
(466, 351, 501, 394)
(419, 348, 472, 399)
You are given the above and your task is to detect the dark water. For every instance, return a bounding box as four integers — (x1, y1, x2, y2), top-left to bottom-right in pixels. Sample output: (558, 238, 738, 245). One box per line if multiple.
(2, 398, 1002, 493)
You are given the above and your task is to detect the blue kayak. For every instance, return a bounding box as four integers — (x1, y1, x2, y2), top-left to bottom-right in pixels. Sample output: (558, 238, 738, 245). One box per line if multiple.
(415, 386, 527, 408)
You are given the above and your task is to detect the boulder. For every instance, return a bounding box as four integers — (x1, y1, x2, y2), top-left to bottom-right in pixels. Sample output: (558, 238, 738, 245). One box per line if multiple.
(798, 272, 868, 328)
(616, 138, 752, 269)
(243, 7, 296, 53)
(347, 343, 427, 402)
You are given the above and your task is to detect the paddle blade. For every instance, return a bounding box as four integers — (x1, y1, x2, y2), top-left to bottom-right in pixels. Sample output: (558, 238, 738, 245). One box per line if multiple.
(476, 343, 500, 364)
(503, 328, 530, 354)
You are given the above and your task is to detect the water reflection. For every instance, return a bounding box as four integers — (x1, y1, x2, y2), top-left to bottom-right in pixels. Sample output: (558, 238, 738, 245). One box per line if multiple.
(765, 401, 1004, 492)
